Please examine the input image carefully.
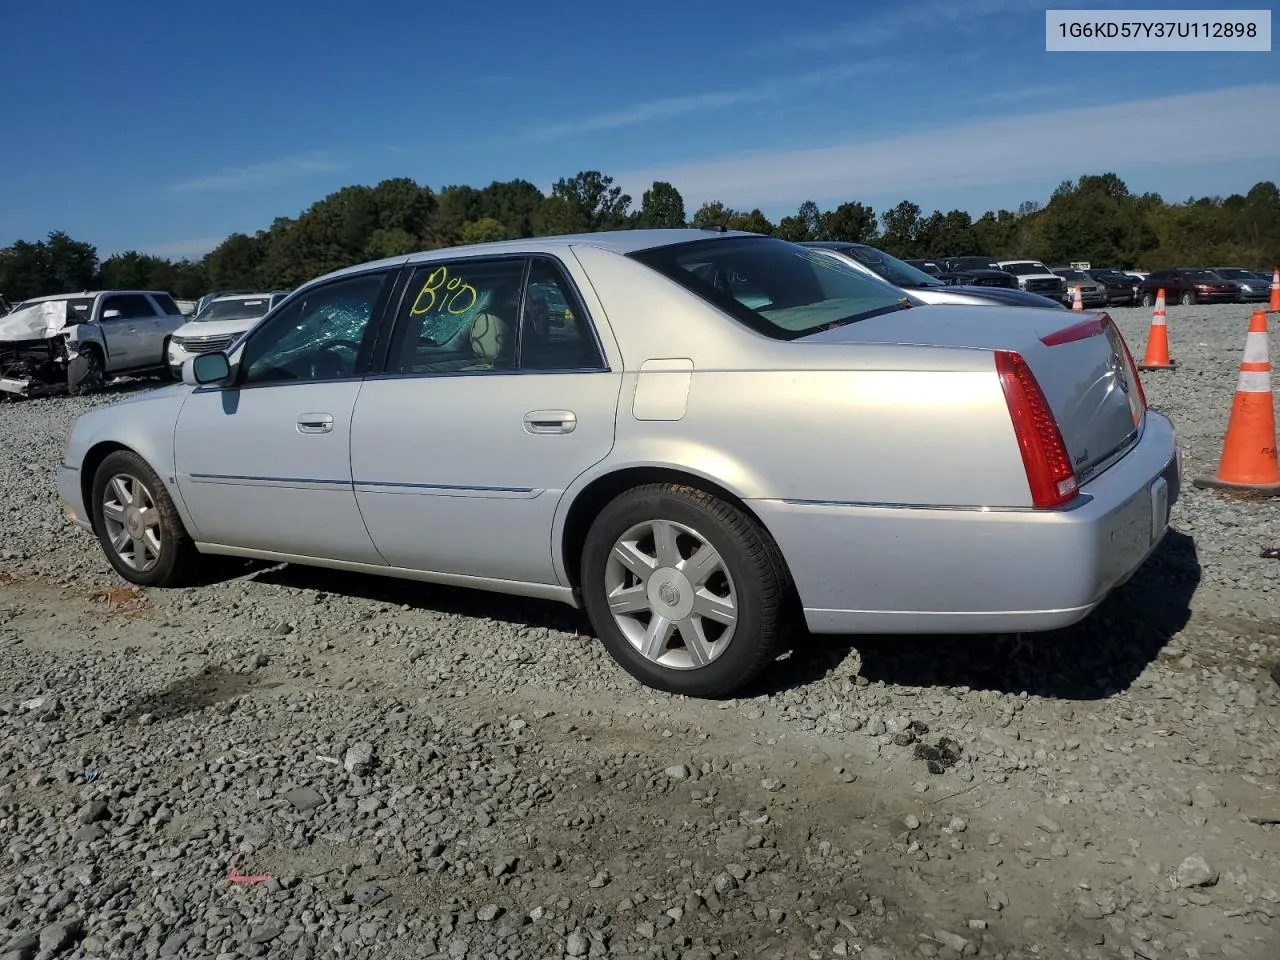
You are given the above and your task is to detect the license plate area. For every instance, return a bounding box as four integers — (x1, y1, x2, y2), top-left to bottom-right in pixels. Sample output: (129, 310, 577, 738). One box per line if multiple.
(1150, 476, 1170, 543)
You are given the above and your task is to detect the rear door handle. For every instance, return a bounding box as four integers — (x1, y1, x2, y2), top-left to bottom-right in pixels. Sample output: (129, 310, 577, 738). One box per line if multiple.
(297, 413, 334, 435)
(523, 410, 577, 435)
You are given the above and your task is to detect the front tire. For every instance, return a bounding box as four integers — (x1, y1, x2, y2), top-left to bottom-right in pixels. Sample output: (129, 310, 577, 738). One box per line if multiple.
(67, 347, 105, 396)
(1180, 289, 1196, 306)
(91, 450, 199, 587)
(580, 483, 793, 698)
(1140, 291, 1155, 308)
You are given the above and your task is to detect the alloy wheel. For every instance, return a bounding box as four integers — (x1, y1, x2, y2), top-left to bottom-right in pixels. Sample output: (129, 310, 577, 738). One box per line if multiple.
(603, 519, 738, 670)
(100, 473, 163, 572)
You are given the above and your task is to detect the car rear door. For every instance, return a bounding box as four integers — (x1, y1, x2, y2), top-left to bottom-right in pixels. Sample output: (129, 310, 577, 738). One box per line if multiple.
(349, 253, 622, 585)
(172, 268, 400, 563)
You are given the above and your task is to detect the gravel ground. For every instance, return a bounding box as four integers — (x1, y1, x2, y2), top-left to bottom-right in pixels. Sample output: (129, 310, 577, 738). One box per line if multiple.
(1, 302, 1278, 960)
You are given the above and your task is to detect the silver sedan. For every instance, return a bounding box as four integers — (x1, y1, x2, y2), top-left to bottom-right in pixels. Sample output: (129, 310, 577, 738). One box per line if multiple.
(57, 229, 1181, 698)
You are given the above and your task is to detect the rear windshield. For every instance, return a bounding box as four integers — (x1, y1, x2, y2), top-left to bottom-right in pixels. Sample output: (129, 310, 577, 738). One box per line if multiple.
(948, 257, 1002, 271)
(629, 236, 914, 340)
(194, 297, 272, 322)
(833, 245, 944, 289)
(1001, 261, 1050, 275)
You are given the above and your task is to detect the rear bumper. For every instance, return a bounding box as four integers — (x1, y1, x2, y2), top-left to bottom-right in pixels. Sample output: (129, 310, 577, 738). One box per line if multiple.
(752, 411, 1180, 635)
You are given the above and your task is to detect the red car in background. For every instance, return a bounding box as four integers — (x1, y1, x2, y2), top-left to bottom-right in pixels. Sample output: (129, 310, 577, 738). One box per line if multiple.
(1136, 268, 1241, 306)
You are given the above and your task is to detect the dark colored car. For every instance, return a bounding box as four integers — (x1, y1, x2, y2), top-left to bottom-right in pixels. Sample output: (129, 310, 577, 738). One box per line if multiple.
(1137, 269, 1242, 307)
(1050, 268, 1109, 308)
(1083, 269, 1140, 306)
(1205, 267, 1272, 303)
(929, 256, 1021, 289)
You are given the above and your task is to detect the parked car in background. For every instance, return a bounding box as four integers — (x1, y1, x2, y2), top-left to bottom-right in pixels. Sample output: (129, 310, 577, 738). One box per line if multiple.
(192, 289, 258, 318)
(803, 242, 1065, 308)
(174, 299, 197, 317)
(1, 290, 186, 397)
(932, 257, 1021, 289)
(1084, 269, 1141, 306)
(57, 228, 1177, 698)
(0, 295, 12, 317)
(167, 291, 290, 376)
(1050, 268, 1108, 308)
(1136, 269, 1241, 306)
(1205, 267, 1271, 303)
(997, 260, 1069, 301)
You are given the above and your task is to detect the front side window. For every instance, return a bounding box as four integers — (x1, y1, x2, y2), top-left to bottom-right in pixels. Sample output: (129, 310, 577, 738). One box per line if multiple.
(239, 271, 391, 385)
(629, 236, 913, 341)
(101, 294, 157, 319)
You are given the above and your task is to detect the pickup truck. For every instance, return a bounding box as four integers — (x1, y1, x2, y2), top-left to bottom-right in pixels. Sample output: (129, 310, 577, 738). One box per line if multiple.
(0, 289, 186, 397)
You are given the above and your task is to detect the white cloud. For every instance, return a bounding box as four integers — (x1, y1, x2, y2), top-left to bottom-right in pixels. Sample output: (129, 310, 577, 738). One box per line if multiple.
(612, 84, 1280, 211)
(773, 0, 1042, 51)
(166, 155, 346, 193)
(139, 236, 227, 259)
(519, 62, 891, 142)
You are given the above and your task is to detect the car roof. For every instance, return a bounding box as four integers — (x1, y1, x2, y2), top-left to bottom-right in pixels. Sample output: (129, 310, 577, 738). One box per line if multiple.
(19, 290, 170, 303)
(307, 228, 764, 288)
(208, 292, 275, 303)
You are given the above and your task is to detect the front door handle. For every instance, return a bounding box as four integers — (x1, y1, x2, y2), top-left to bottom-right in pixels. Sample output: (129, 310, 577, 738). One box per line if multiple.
(297, 413, 334, 435)
(523, 410, 577, 435)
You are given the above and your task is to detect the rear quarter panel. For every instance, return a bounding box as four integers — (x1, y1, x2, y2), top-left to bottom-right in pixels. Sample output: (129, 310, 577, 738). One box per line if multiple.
(562, 245, 1032, 509)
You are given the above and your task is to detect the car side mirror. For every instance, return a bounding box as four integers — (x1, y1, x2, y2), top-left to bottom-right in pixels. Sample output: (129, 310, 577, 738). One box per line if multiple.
(184, 352, 233, 387)
(102, 309, 122, 320)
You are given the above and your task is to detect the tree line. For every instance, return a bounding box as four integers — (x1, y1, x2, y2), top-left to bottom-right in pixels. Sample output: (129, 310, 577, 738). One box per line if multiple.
(2, 171, 1277, 303)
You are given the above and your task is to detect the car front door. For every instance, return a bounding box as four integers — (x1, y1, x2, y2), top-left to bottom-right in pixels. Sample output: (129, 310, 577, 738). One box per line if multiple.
(350, 253, 622, 585)
(172, 268, 400, 564)
(96, 294, 158, 371)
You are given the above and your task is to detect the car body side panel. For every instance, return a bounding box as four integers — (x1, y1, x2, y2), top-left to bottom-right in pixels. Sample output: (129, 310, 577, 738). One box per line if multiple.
(58, 384, 195, 534)
(756, 411, 1178, 632)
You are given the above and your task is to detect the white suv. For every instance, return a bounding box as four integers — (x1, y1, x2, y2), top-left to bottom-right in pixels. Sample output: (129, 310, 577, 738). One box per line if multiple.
(996, 260, 1069, 301)
(167, 292, 289, 375)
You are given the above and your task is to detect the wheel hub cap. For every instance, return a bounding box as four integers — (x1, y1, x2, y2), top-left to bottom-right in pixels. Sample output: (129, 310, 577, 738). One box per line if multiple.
(648, 568, 694, 620)
(124, 507, 144, 539)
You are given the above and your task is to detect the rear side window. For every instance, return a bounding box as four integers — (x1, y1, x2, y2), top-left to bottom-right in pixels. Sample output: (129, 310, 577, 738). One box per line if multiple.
(630, 236, 913, 341)
(151, 293, 181, 315)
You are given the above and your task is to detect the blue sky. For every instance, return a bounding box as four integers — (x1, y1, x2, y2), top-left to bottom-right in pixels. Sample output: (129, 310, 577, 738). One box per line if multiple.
(1, 0, 1276, 260)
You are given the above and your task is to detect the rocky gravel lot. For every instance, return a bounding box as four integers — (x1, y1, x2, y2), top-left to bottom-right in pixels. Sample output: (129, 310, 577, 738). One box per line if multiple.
(1, 302, 1278, 960)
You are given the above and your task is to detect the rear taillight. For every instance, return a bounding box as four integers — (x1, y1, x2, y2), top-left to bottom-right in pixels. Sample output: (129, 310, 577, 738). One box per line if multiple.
(995, 350, 1079, 508)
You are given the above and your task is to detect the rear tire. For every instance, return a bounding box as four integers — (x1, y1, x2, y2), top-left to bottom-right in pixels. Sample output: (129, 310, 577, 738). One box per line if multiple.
(91, 450, 200, 587)
(1180, 289, 1195, 306)
(67, 347, 105, 396)
(1140, 291, 1155, 308)
(579, 482, 794, 699)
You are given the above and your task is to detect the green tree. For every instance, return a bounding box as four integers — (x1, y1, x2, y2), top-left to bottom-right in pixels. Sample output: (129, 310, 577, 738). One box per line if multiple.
(543, 171, 633, 233)
(820, 201, 877, 243)
(458, 218, 513, 245)
(638, 181, 687, 229)
(480, 179, 545, 238)
(691, 201, 735, 228)
(878, 201, 924, 258)
(205, 232, 266, 290)
(726, 209, 774, 234)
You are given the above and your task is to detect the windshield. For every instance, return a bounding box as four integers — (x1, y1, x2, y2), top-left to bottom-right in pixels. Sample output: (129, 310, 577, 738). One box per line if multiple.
(1057, 269, 1089, 281)
(1001, 261, 1049, 275)
(1187, 269, 1226, 282)
(1211, 268, 1250, 279)
(831, 244, 944, 289)
(629, 236, 914, 340)
(194, 297, 272, 322)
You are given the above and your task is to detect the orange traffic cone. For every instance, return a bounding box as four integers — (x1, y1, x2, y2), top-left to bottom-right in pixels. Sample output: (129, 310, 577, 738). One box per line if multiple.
(1269, 268, 1279, 312)
(1193, 308, 1280, 496)
(1139, 288, 1175, 370)
(1071, 284, 1083, 311)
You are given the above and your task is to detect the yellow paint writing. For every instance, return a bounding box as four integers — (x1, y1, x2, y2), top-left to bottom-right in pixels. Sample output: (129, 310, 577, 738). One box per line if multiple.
(409, 266, 479, 317)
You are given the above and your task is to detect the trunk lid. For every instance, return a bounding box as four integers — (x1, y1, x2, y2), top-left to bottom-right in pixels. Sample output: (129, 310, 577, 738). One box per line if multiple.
(799, 304, 1145, 483)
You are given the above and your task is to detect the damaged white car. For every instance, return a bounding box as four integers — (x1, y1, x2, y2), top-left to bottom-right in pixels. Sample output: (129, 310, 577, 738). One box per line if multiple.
(0, 290, 187, 398)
